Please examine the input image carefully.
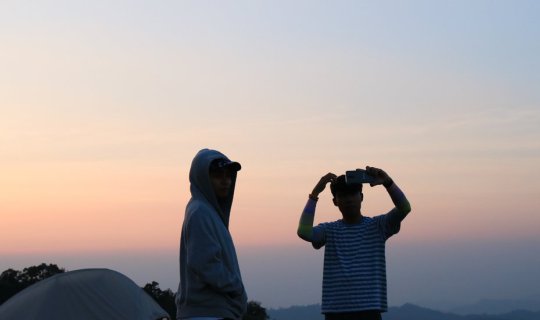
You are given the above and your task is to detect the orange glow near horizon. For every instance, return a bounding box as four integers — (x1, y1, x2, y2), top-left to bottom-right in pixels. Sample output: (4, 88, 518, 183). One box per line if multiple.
(2, 145, 540, 256)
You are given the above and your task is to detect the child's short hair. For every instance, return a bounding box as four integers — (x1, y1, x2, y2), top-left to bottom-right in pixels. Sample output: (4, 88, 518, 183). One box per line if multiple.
(330, 175, 363, 196)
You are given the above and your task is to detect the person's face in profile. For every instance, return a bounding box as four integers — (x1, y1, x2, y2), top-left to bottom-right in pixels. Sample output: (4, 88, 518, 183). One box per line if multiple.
(210, 167, 233, 200)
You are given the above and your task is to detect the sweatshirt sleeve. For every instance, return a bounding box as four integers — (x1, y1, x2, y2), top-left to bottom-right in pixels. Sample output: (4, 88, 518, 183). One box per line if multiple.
(185, 210, 244, 296)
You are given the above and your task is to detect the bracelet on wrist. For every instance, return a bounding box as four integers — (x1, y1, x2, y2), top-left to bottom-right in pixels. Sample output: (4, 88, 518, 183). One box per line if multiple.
(383, 179, 394, 188)
(308, 193, 319, 201)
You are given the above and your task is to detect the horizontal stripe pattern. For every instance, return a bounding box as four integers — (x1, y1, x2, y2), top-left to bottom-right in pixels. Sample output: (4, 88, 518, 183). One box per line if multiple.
(313, 215, 399, 313)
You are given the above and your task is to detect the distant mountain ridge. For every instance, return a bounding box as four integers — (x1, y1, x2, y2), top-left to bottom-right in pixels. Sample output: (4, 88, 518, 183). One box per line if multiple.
(268, 303, 540, 320)
(268, 304, 323, 320)
(449, 298, 540, 315)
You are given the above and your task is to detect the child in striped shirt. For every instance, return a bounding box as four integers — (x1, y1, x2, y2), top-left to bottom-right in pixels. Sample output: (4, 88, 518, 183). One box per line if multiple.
(297, 167, 411, 320)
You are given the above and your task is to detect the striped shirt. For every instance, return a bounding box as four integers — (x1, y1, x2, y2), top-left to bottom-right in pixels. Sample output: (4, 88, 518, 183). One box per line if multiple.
(312, 214, 400, 313)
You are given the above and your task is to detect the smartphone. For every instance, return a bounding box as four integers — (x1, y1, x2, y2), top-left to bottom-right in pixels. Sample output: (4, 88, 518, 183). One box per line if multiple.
(345, 169, 376, 184)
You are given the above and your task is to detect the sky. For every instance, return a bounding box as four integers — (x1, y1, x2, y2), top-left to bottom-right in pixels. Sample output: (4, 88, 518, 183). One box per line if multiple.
(1, 0, 540, 310)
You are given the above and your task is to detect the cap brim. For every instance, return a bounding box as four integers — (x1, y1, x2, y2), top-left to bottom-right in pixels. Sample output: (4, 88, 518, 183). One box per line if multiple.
(227, 161, 241, 171)
(210, 158, 242, 172)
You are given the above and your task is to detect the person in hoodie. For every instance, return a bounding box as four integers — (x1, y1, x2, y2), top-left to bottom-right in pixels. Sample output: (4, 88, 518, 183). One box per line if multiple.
(176, 149, 247, 320)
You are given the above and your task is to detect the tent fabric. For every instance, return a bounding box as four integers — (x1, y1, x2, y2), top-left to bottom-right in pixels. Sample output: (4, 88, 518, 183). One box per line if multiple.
(0, 268, 170, 320)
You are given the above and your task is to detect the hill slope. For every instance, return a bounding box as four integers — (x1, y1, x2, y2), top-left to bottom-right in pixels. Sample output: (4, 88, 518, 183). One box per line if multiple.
(268, 303, 540, 320)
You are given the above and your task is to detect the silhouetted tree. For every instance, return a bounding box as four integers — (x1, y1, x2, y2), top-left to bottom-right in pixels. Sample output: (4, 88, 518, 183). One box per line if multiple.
(0, 263, 65, 304)
(143, 281, 176, 318)
(243, 300, 269, 320)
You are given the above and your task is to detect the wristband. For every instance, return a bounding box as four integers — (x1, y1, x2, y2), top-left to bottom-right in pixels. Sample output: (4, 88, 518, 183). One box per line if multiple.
(308, 193, 319, 201)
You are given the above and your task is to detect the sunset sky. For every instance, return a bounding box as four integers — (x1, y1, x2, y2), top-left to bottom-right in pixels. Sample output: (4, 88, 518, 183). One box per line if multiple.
(2, 0, 539, 310)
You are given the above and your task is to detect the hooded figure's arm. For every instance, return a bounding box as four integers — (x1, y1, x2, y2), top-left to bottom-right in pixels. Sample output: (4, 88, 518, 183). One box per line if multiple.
(185, 210, 244, 297)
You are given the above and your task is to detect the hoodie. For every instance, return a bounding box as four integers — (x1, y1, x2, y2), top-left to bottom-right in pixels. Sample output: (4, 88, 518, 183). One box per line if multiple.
(176, 149, 247, 320)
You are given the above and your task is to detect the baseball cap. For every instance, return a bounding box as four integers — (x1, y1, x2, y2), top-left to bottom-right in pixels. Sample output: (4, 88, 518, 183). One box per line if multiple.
(210, 158, 242, 172)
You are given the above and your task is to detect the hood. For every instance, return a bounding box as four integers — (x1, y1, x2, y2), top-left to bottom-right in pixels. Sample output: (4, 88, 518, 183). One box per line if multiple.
(189, 148, 240, 228)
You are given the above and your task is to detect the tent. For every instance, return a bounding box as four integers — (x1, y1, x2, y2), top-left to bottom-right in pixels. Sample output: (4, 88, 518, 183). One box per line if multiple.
(0, 268, 170, 320)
